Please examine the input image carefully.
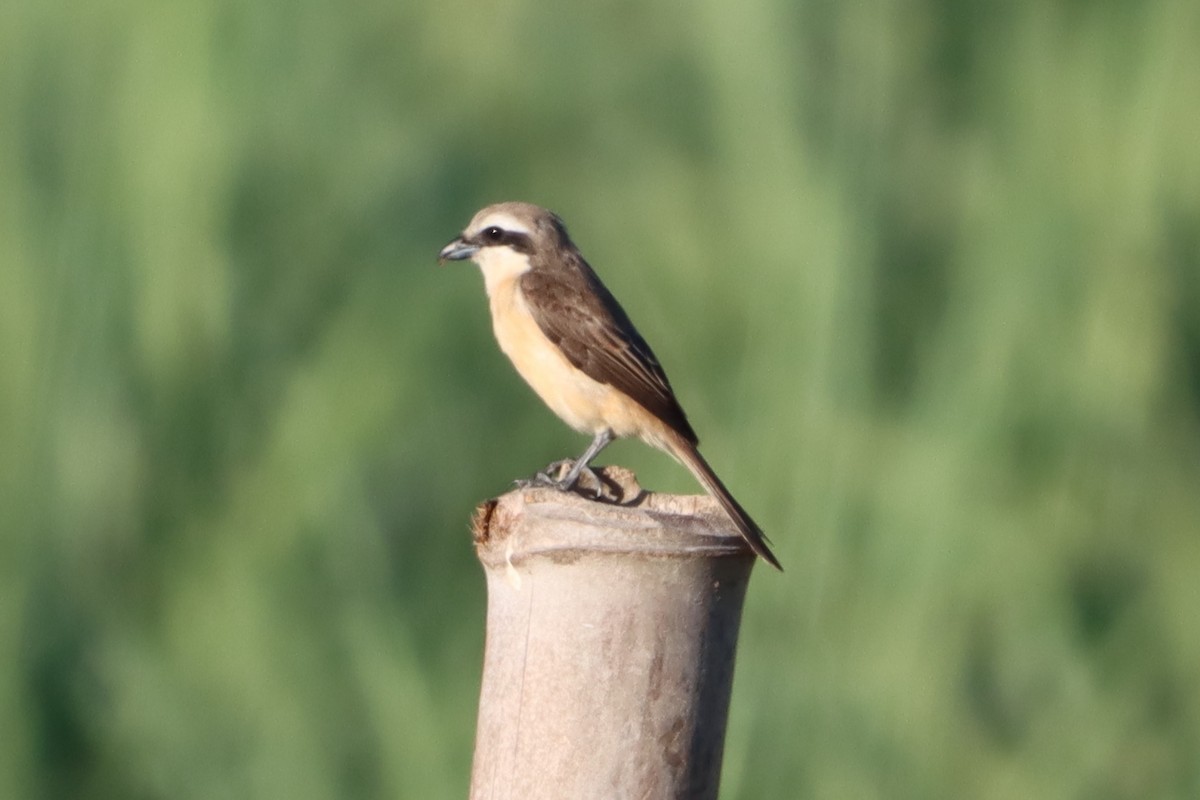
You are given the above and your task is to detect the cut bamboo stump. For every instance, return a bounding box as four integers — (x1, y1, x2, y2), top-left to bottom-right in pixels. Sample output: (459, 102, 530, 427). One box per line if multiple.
(468, 466, 756, 800)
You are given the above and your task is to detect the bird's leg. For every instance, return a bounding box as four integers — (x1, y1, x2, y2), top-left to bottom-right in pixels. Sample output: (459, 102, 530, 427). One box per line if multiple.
(514, 430, 613, 496)
(553, 429, 613, 493)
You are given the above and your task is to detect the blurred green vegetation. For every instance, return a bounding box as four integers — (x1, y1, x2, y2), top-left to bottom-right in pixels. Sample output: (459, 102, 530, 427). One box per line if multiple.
(2, 0, 1198, 797)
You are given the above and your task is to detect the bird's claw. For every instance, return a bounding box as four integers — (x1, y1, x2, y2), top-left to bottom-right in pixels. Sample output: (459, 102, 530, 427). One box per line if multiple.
(512, 462, 569, 490)
(513, 474, 555, 490)
(514, 459, 604, 499)
(574, 467, 604, 499)
(541, 459, 575, 484)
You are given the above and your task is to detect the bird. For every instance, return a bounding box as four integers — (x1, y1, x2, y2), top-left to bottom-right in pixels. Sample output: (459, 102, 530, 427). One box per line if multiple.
(439, 202, 781, 570)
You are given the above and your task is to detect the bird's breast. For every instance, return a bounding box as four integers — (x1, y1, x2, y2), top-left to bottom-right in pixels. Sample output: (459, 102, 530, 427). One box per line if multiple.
(487, 278, 646, 439)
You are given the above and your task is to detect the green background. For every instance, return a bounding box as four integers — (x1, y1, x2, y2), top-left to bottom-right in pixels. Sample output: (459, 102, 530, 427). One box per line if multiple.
(3, 1, 1199, 798)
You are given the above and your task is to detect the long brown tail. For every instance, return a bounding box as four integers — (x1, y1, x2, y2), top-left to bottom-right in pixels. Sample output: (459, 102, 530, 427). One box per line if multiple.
(665, 432, 782, 571)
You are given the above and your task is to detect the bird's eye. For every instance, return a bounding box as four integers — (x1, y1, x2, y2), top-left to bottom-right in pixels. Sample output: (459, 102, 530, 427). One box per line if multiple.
(482, 226, 504, 243)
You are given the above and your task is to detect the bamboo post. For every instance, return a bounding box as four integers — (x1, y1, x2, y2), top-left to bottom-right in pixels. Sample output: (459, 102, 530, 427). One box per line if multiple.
(468, 466, 756, 800)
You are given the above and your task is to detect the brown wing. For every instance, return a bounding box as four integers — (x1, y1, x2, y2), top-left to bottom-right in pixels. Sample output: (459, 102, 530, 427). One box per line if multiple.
(519, 261, 698, 445)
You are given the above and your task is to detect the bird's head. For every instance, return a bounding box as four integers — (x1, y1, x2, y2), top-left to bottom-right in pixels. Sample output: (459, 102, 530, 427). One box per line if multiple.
(439, 202, 572, 292)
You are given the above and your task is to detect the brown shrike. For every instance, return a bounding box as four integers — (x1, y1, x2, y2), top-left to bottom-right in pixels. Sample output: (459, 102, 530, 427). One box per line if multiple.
(439, 202, 781, 570)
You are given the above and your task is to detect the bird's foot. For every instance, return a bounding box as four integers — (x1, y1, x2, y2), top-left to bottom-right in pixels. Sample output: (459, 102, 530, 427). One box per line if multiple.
(512, 459, 573, 490)
(514, 459, 604, 499)
(540, 459, 577, 487)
